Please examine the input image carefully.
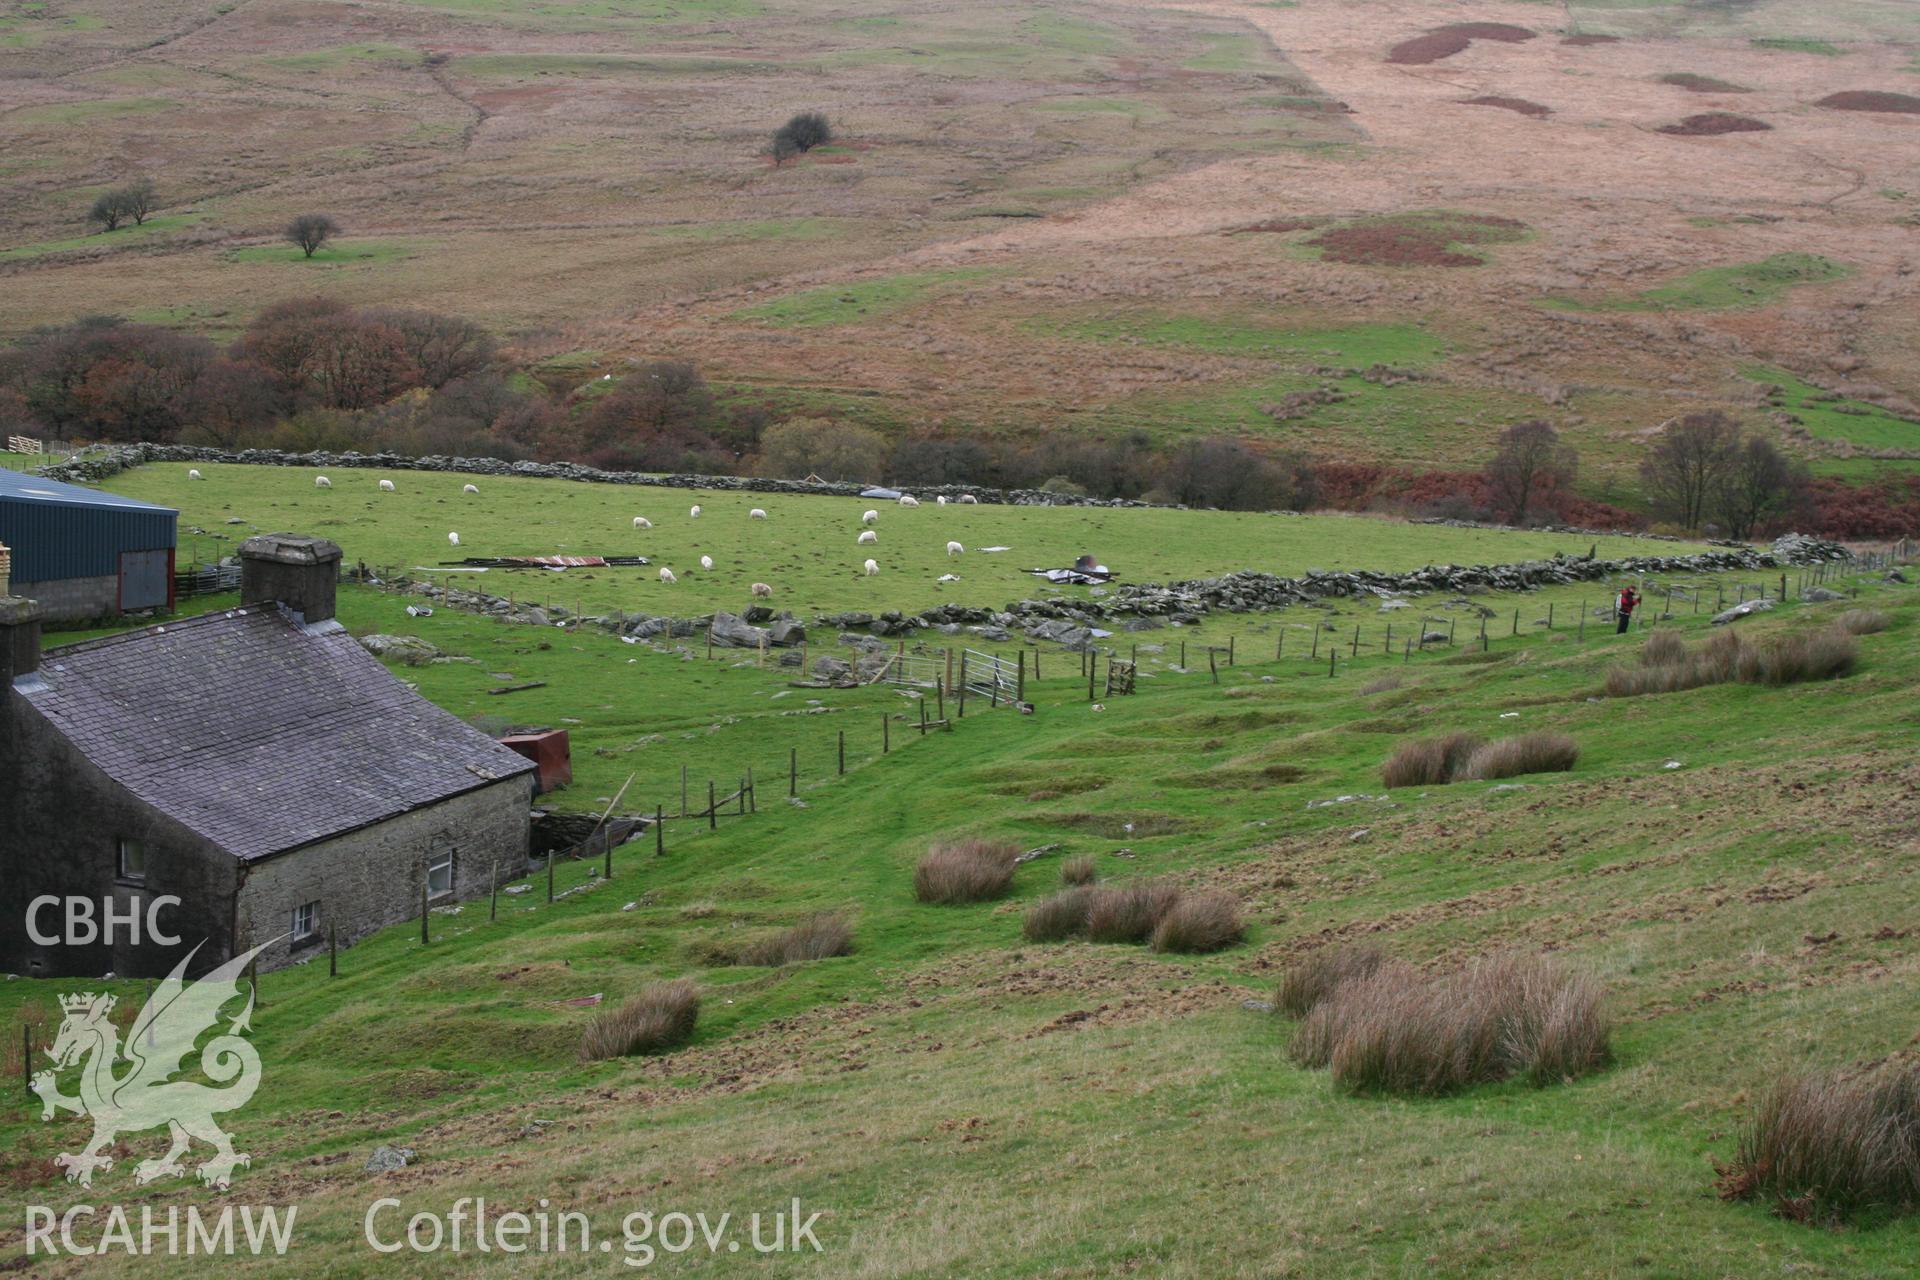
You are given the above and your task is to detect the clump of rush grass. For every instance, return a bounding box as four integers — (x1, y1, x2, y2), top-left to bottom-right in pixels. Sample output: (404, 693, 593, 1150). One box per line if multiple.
(1605, 626, 1857, 696)
(1834, 609, 1888, 636)
(914, 839, 1020, 904)
(1275, 944, 1386, 1018)
(580, 979, 699, 1061)
(1282, 952, 1609, 1094)
(732, 914, 854, 967)
(1459, 731, 1580, 781)
(1380, 731, 1483, 788)
(1148, 890, 1244, 953)
(1084, 880, 1183, 944)
(1060, 855, 1098, 886)
(1719, 1063, 1920, 1224)
(1022, 886, 1094, 942)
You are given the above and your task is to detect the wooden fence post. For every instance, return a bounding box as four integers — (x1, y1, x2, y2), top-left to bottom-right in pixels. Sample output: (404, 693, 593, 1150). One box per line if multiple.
(1209, 648, 1218, 684)
(490, 861, 499, 921)
(420, 878, 429, 945)
(329, 922, 337, 978)
(883, 715, 890, 753)
(655, 806, 664, 856)
(790, 747, 798, 796)
(1228, 635, 1235, 666)
(1017, 651, 1026, 703)
(546, 849, 554, 902)
(708, 780, 717, 829)
(837, 732, 845, 776)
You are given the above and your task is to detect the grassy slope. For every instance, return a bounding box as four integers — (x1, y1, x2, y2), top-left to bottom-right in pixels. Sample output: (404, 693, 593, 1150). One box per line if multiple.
(4, 548, 1916, 1274)
(110, 463, 1704, 621)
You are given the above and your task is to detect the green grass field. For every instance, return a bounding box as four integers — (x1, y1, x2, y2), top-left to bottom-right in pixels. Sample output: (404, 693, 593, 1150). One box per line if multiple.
(6, 543, 1915, 1276)
(1542, 254, 1850, 313)
(112, 463, 1705, 623)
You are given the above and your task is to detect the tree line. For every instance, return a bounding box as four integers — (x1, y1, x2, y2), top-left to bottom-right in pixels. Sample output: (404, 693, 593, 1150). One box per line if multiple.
(1, 304, 1909, 537)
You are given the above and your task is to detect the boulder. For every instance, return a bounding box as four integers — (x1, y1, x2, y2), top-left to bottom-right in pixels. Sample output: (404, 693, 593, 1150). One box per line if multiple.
(1710, 598, 1774, 626)
(812, 655, 852, 681)
(1803, 587, 1844, 603)
(359, 634, 440, 665)
(769, 617, 807, 647)
(365, 1145, 416, 1172)
(708, 611, 771, 649)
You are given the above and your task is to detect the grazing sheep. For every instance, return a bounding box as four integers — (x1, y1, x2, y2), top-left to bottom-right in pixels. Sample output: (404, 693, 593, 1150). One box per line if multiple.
(857, 529, 878, 545)
(863, 558, 880, 576)
(187, 468, 202, 480)
(936, 495, 947, 506)
(750, 582, 773, 598)
(379, 479, 396, 492)
(632, 516, 652, 529)
(689, 504, 701, 519)
(749, 508, 767, 520)
(463, 483, 479, 495)
(700, 555, 714, 570)
(659, 567, 677, 584)
(958, 493, 977, 504)
(899, 495, 919, 507)
(946, 541, 965, 557)
(862, 509, 879, 525)
(448, 532, 461, 546)
(315, 476, 331, 489)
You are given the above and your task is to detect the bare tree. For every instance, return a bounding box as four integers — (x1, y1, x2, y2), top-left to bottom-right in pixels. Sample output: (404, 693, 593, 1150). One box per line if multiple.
(770, 111, 831, 164)
(1485, 419, 1577, 524)
(1641, 411, 1741, 531)
(88, 191, 129, 232)
(285, 213, 341, 259)
(122, 178, 157, 226)
(1713, 435, 1807, 539)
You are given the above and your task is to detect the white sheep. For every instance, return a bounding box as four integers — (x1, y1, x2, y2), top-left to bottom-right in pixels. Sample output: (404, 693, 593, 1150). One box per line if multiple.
(315, 476, 331, 489)
(958, 493, 977, 504)
(689, 504, 701, 519)
(379, 479, 395, 492)
(863, 558, 880, 576)
(935, 495, 947, 506)
(463, 483, 479, 495)
(857, 529, 878, 545)
(898, 495, 919, 507)
(946, 541, 965, 557)
(632, 516, 652, 529)
(659, 566, 677, 583)
(750, 582, 773, 598)
(187, 468, 202, 480)
(749, 508, 767, 520)
(700, 555, 714, 570)
(862, 509, 879, 525)
(448, 532, 461, 546)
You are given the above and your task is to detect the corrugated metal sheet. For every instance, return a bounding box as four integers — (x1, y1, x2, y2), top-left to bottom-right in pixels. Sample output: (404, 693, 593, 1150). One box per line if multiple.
(0, 470, 176, 583)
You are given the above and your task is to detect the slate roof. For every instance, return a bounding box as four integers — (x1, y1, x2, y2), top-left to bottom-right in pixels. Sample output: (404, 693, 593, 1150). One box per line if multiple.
(23, 605, 535, 861)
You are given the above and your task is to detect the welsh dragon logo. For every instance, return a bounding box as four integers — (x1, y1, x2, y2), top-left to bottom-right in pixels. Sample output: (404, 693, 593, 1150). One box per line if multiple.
(31, 940, 272, 1190)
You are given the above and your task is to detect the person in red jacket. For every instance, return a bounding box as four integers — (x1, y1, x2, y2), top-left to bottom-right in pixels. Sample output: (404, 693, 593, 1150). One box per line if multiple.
(1616, 585, 1640, 634)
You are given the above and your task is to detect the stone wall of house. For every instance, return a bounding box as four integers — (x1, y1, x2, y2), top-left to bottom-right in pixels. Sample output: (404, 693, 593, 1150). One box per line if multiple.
(235, 776, 534, 972)
(0, 694, 238, 979)
(11, 572, 119, 624)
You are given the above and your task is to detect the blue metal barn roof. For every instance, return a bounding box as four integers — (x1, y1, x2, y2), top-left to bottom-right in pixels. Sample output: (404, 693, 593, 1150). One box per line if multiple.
(0, 469, 177, 583)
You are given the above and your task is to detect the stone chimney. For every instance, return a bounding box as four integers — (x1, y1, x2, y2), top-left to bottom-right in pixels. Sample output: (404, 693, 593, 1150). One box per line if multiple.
(239, 534, 343, 624)
(0, 543, 11, 598)
(0, 596, 41, 685)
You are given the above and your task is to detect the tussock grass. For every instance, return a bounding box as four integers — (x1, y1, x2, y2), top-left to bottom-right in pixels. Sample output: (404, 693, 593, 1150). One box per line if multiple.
(1606, 627, 1856, 696)
(1084, 880, 1183, 943)
(1359, 674, 1402, 696)
(1380, 731, 1482, 788)
(1148, 890, 1244, 953)
(1721, 1064, 1920, 1223)
(1641, 629, 1688, 667)
(1276, 945, 1386, 1018)
(914, 839, 1020, 904)
(1835, 608, 1890, 635)
(730, 914, 854, 967)
(1460, 731, 1579, 781)
(580, 979, 699, 1061)
(1060, 854, 1098, 886)
(1022, 886, 1094, 942)
(1286, 954, 1609, 1094)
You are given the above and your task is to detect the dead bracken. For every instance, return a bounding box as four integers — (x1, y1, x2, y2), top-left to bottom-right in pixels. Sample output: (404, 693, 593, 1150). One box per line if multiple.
(1816, 91, 1920, 115)
(1460, 96, 1551, 118)
(1387, 23, 1536, 66)
(1658, 113, 1772, 136)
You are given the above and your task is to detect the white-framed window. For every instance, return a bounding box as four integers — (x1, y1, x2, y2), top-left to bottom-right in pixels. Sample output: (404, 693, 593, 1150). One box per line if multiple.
(117, 837, 146, 882)
(291, 901, 319, 941)
(427, 852, 455, 899)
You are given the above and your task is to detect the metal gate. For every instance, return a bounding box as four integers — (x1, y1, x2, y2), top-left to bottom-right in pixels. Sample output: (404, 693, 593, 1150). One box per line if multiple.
(961, 649, 1019, 705)
(118, 548, 173, 611)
